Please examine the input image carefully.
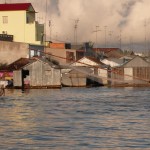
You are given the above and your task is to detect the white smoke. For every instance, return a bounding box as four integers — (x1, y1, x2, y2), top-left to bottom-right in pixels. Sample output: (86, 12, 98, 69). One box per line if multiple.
(1, 0, 150, 50)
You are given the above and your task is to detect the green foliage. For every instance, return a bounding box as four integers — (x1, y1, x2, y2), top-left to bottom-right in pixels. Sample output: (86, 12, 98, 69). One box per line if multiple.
(88, 41, 94, 48)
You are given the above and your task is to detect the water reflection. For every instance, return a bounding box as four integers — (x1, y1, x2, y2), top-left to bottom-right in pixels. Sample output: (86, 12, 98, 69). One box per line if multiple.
(0, 87, 150, 149)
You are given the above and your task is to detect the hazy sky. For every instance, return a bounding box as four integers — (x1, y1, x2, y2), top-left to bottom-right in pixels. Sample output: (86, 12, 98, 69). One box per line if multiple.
(1, 0, 150, 50)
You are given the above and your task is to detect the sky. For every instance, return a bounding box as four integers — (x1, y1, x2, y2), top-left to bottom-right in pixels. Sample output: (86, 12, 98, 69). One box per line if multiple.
(1, 0, 150, 51)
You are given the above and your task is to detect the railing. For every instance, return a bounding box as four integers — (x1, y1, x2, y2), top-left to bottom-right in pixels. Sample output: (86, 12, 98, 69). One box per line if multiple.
(0, 34, 13, 42)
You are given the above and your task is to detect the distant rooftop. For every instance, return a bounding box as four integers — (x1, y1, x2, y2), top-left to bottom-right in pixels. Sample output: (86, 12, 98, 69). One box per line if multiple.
(93, 48, 121, 53)
(0, 3, 34, 11)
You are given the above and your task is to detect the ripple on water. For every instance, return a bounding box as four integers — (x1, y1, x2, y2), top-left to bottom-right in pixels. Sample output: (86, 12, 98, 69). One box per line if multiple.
(0, 87, 150, 149)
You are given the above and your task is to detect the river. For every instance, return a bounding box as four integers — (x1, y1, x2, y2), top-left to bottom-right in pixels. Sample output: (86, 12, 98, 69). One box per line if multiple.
(0, 87, 150, 150)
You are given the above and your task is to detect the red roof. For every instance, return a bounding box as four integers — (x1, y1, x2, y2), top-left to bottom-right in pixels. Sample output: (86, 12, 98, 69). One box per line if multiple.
(0, 3, 34, 11)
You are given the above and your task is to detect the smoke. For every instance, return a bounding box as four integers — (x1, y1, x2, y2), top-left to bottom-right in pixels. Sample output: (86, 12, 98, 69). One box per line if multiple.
(1, 0, 150, 50)
(117, 0, 142, 28)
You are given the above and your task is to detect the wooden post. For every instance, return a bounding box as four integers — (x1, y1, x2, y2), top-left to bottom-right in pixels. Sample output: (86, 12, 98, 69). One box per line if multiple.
(21, 69, 25, 92)
(0, 85, 5, 96)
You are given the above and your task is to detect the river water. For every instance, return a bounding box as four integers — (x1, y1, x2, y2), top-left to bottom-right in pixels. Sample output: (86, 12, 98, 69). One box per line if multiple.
(0, 87, 150, 150)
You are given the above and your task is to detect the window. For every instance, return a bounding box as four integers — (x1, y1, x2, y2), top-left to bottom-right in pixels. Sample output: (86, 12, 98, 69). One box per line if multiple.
(3, 16, 8, 24)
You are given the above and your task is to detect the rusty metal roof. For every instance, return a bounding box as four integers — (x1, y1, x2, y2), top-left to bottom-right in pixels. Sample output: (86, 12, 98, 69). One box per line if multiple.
(5, 58, 35, 71)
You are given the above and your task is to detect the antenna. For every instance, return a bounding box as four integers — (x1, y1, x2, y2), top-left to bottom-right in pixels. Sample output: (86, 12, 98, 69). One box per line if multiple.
(119, 29, 122, 50)
(108, 31, 113, 48)
(129, 36, 133, 51)
(70, 18, 79, 46)
(104, 26, 107, 48)
(44, 0, 48, 43)
(49, 20, 53, 41)
(144, 19, 147, 52)
(74, 19, 79, 46)
(92, 25, 101, 50)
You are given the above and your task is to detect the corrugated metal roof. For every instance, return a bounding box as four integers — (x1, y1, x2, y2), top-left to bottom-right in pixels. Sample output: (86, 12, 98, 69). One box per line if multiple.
(22, 57, 61, 69)
(120, 56, 150, 67)
(0, 3, 33, 11)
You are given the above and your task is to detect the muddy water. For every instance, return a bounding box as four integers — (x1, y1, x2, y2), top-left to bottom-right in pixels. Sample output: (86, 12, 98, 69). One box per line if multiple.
(0, 87, 150, 149)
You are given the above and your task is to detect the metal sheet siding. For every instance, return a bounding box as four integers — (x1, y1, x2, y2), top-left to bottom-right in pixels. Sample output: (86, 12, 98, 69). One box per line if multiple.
(24, 60, 61, 87)
(13, 70, 22, 86)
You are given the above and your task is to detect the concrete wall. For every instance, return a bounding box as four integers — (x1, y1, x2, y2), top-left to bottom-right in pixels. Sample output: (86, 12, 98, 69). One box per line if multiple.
(0, 41, 29, 64)
(45, 48, 76, 64)
(98, 68, 108, 85)
(46, 48, 66, 64)
(61, 71, 87, 87)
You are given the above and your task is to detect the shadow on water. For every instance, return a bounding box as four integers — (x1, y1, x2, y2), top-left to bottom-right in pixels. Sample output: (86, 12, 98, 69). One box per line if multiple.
(0, 87, 150, 149)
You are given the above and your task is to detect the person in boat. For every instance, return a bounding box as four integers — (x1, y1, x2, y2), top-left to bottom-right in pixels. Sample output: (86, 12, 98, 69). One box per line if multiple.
(0, 85, 5, 96)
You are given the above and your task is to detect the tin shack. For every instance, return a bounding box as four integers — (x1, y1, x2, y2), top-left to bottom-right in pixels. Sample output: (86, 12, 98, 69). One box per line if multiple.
(13, 57, 61, 88)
